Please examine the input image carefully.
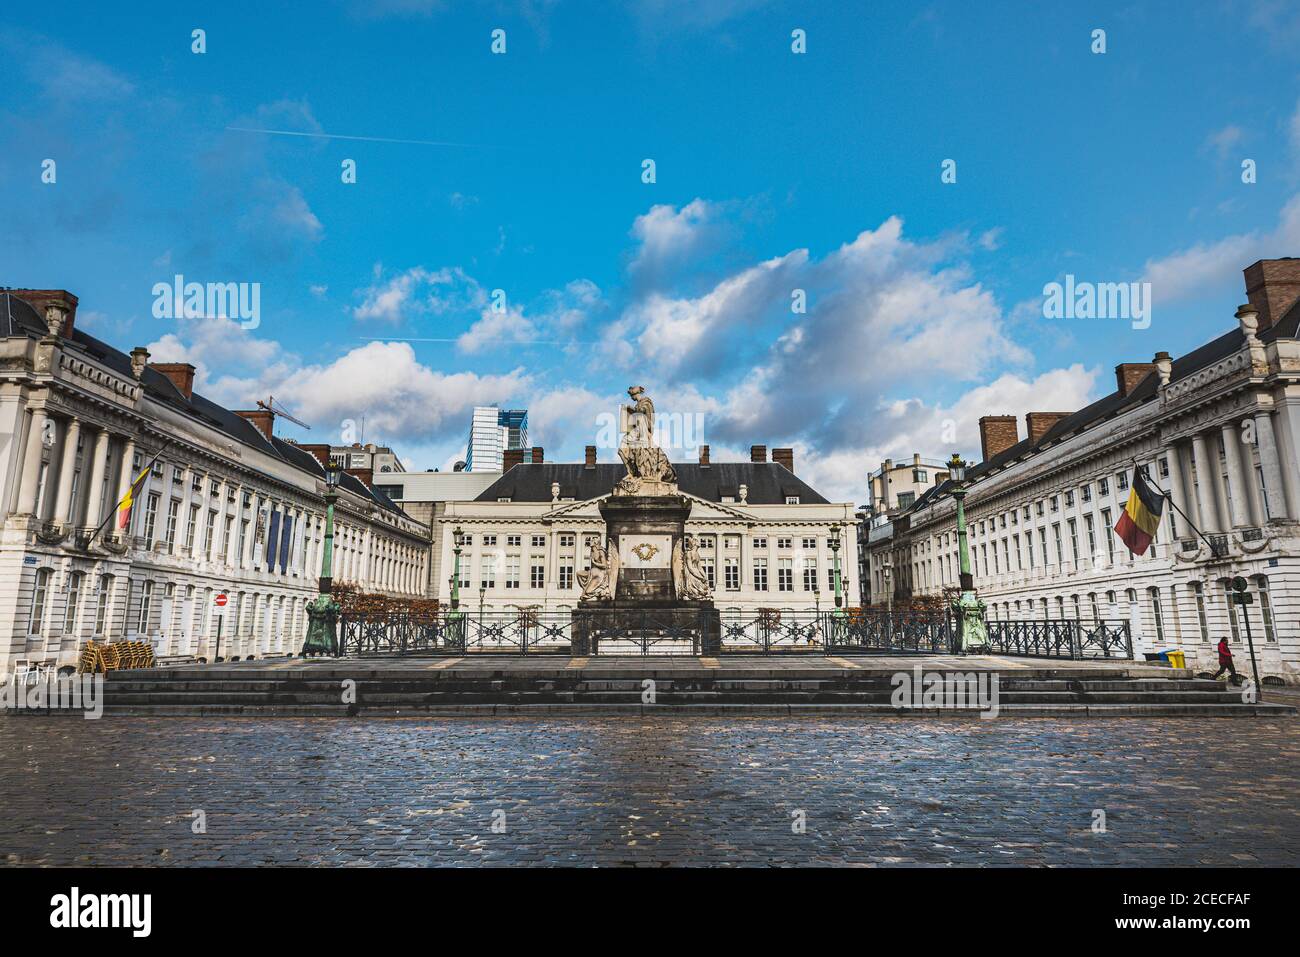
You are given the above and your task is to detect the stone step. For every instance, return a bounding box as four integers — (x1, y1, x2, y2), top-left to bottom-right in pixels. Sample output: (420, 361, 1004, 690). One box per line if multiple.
(76, 702, 1296, 718)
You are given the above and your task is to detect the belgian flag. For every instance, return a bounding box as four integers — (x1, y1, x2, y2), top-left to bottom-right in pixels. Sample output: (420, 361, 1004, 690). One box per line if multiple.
(1114, 466, 1164, 556)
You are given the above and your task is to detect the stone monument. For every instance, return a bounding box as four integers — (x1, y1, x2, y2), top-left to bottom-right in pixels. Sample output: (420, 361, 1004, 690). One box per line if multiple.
(570, 386, 721, 655)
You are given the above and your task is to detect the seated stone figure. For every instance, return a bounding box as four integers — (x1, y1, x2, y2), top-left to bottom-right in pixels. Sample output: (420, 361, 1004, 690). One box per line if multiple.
(577, 541, 619, 601)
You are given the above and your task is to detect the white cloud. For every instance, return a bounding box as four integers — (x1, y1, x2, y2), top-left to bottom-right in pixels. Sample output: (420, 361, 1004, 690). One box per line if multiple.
(1141, 193, 1300, 302)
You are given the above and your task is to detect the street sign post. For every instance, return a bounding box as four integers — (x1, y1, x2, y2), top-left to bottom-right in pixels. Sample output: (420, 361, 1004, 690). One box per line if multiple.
(213, 591, 229, 662)
(1231, 577, 1261, 696)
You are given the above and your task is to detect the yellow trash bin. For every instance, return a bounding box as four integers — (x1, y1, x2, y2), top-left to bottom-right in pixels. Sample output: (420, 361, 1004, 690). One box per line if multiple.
(1166, 650, 1186, 669)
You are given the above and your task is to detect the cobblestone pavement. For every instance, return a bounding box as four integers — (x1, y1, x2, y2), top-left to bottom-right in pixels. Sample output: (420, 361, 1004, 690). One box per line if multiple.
(1, 716, 1297, 866)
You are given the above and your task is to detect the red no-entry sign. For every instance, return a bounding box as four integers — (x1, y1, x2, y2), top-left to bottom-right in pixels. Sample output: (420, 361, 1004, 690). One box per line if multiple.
(214, 593, 228, 607)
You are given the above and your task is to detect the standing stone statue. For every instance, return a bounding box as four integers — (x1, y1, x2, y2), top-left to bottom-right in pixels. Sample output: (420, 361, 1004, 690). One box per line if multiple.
(615, 385, 677, 495)
(577, 540, 619, 601)
(672, 534, 712, 600)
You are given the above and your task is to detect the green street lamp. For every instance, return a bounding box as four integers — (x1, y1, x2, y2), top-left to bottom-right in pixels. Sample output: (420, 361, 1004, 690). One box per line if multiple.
(828, 524, 846, 619)
(948, 453, 989, 654)
(302, 462, 343, 656)
(449, 527, 464, 612)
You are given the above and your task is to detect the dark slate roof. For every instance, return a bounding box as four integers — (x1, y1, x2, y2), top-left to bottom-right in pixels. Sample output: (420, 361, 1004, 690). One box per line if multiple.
(896, 313, 1294, 513)
(2, 292, 410, 519)
(474, 463, 833, 505)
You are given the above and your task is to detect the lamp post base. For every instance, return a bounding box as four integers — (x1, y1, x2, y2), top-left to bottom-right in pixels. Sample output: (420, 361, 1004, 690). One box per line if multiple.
(302, 595, 340, 657)
(954, 591, 989, 654)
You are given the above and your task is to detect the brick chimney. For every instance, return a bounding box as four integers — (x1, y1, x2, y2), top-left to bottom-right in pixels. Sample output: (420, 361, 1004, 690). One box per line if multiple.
(346, 467, 373, 487)
(530, 446, 543, 464)
(1115, 362, 1155, 397)
(1025, 412, 1068, 444)
(978, 415, 1018, 462)
(750, 444, 767, 463)
(235, 408, 275, 440)
(503, 448, 525, 471)
(584, 445, 597, 469)
(5, 289, 78, 337)
(772, 447, 794, 473)
(150, 362, 196, 401)
(1243, 258, 1300, 332)
(296, 443, 333, 469)
(698, 444, 710, 466)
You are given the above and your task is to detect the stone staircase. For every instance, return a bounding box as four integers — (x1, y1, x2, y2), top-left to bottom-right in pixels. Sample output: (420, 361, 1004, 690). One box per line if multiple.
(16, 660, 1293, 717)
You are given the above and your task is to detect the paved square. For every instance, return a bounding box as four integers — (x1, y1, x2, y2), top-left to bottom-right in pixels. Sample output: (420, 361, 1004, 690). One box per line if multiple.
(1, 716, 1296, 866)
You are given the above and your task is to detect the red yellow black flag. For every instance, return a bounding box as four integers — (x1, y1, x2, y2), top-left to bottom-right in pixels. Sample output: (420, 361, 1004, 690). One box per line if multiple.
(1114, 466, 1164, 556)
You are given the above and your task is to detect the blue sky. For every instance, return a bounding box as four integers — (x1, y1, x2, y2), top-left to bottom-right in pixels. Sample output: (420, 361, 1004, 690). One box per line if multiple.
(3, 0, 1298, 500)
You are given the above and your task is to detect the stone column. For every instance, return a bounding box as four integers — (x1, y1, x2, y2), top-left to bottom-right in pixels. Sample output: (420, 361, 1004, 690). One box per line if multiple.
(15, 407, 49, 516)
(1239, 439, 1267, 528)
(114, 438, 137, 532)
(1190, 432, 1222, 533)
(52, 417, 81, 527)
(82, 427, 110, 530)
(177, 465, 194, 556)
(1254, 411, 1291, 521)
(1164, 441, 1191, 540)
(1220, 422, 1251, 527)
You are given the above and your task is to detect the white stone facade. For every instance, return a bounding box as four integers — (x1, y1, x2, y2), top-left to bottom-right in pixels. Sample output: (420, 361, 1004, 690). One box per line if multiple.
(437, 495, 859, 618)
(0, 291, 430, 674)
(867, 294, 1300, 681)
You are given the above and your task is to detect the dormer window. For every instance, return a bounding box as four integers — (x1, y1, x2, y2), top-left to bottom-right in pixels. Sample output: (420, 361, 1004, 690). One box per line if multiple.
(785, 495, 800, 504)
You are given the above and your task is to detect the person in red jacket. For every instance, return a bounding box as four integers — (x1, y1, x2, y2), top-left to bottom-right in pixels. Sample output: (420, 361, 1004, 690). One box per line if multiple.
(1211, 636, 1240, 684)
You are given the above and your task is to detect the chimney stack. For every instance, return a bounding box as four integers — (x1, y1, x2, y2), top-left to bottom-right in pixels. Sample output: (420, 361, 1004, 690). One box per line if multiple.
(1243, 258, 1300, 332)
(530, 446, 543, 464)
(1025, 412, 1068, 444)
(698, 444, 710, 466)
(5, 289, 78, 337)
(296, 443, 333, 469)
(235, 408, 275, 440)
(750, 444, 767, 463)
(502, 448, 525, 471)
(150, 362, 197, 401)
(584, 445, 597, 469)
(772, 447, 794, 473)
(978, 415, 1018, 462)
(1114, 362, 1155, 397)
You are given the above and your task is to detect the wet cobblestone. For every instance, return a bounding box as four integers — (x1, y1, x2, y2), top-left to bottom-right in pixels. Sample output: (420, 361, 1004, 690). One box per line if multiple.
(1, 716, 1297, 866)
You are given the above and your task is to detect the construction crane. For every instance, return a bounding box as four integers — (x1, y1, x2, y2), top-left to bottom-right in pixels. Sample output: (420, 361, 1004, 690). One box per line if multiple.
(257, 396, 310, 430)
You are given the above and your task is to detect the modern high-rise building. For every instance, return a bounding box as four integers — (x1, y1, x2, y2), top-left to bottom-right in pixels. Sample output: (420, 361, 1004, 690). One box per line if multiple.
(465, 406, 529, 472)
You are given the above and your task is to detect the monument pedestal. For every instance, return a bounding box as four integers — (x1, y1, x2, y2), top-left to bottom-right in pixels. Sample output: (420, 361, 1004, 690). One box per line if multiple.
(572, 494, 721, 656)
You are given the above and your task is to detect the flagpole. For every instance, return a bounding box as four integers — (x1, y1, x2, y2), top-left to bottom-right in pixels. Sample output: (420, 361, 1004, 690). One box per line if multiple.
(1160, 491, 1222, 556)
(84, 441, 170, 548)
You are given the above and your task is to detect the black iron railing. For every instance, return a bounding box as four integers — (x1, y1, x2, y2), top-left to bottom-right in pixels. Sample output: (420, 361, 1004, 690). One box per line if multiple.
(336, 609, 1133, 659)
(984, 619, 1132, 659)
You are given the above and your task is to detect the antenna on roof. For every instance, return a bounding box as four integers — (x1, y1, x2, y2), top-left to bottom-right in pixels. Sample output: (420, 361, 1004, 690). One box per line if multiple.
(257, 395, 309, 430)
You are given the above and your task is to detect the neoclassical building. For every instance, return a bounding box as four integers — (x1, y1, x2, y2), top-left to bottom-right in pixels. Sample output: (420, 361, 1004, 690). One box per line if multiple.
(865, 259, 1300, 681)
(436, 445, 859, 618)
(0, 288, 430, 674)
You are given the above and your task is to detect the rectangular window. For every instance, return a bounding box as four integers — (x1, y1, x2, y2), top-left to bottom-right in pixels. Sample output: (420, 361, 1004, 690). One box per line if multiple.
(803, 559, 818, 591)
(506, 535, 521, 547)
(483, 535, 498, 547)
(531, 535, 546, 547)
(505, 556, 520, 589)
(239, 519, 249, 561)
(702, 558, 715, 589)
(1222, 581, 1242, 641)
(724, 560, 739, 591)
(165, 499, 180, 550)
(1098, 477, 1109, 497)
(558, 565, 573, 589)
(185, 504, 199, 553)
(1080, 484, 1091, 503)
(30, 568, 51, 634)
(137, 580, 154, 633)
(1038, 527, 1048, 566)
(480, 558, 496, 589)
(1257, 578, 1276, 642)
(205, 510, 217, 560)
(64, 572, 83, 633)
(778, 558, 793, 591)
(753, 558, 768, 591)
(1064, 491, 1074, 507)
(1101, 508, 1114, 560)
(559, 534, 575, 548)
(785, 496, 800, 505)
(1192, 583, 1209, 641)
(753, 537, 767, 550)
(1149, 587, 1165, 643)
(1117, 472, 1129, 491)
(1085, 514, 1096, 563)
(777, 537, 792, 549)
(530, 563, 545, 589)
(143, 493, 160, 543)
(1052, 524, 1063, 565)
(1068, 518, 1079, 564)
(95, 575, 113, 636)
